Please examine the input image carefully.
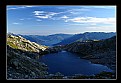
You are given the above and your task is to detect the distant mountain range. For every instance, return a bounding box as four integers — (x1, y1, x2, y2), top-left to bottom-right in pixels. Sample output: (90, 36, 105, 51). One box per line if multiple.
(55, 32, 116, 45)
(18, 34, 73, 46)
(8, 32, 116, 46)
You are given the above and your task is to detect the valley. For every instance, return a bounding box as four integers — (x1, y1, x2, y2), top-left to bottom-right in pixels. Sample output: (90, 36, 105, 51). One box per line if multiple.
(7, 32, 116, 79)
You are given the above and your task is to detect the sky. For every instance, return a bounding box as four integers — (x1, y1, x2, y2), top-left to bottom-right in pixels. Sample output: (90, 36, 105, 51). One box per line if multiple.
(7, 5, 116, 35)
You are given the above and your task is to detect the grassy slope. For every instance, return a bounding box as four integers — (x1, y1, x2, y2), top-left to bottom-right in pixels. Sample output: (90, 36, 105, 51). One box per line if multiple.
(7, 34, 48, 52)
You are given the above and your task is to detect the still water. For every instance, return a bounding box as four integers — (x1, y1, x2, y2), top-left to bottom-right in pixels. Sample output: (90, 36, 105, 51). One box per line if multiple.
(39, 51, 113, 76)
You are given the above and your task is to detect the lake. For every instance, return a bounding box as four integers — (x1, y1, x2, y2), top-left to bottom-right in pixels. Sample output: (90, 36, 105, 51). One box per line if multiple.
(39, 51, 113, 76)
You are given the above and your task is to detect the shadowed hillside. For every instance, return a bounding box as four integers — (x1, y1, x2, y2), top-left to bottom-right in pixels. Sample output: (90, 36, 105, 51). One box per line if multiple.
(7, 45, 48, 79)
(64, 36, 116, 71)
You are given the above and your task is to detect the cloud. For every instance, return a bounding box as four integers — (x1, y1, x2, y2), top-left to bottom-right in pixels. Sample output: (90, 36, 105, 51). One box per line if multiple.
(32, 6, 116, 23)
(36, 19, 42, 21)
(55, 7, 90, 15)
(61, 15, 69, 19)
(58, 6, 115, 16)
(68, 8, 89, 14)
(19, 19, 24, 20)
(86, 6, 116, 9)
(33, 11, 46, 19)
(25, 6, 34, 7)
(86, 26, 116, 32)
(32, 7, 89, 20)
(7, 6, 36, 10)
(65, 17, 116, 25)
(35, 15, 49, 19)
(7, 7, 17, 10)
(19, 18, 33, 21)
(7, 7, 22, 10)
(12, 22, 21, 25)
(49, 12, 58, 16)
(33, 11, 45, 15)
(33, 10, 59, 19)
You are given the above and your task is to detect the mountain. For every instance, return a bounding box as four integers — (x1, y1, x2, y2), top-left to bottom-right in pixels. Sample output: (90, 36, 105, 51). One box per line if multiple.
(7, 34, 49, 59)
(55, 32, 116, 45)
(19, 34, 73, 46)
(7, 33, 116, 79)
(64, 36, 116, 70)
(7, 34, 48, 52)
(7, 34, 50, 79)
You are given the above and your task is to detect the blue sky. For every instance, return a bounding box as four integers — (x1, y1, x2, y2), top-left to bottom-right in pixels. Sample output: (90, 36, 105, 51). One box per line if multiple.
(7, 5, 116, 35)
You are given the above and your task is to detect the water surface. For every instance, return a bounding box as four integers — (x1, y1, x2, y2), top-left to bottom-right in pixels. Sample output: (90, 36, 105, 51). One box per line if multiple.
(39, 51, 113, 76)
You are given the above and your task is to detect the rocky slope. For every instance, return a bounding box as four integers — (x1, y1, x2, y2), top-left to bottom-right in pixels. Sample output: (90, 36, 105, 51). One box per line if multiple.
(64, 36, 116, 71)
(7, 45, 48, 79)
(7, 34, 48, 52)
(7, 34, 50, 79)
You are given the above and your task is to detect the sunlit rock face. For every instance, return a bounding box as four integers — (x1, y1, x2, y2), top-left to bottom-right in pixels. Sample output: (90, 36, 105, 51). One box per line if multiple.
(7, 34, 48, 53)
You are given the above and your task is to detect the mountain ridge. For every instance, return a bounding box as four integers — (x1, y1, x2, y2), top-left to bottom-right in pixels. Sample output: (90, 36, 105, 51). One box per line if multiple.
(18, 33, 73, 46)
(55, 32, 116, 45)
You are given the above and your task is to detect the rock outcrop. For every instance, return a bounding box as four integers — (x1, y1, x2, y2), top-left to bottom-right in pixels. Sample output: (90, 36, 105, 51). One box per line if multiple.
(7, 45, 48, 79)
(44, 45, 64, 53)
(7, 34, 48, 53)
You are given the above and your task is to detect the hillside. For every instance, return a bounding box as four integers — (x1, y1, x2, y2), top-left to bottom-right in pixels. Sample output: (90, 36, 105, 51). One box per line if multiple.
(7, 34, 50, 79)
(7, 45, 48, 79)
(7, 34, 48, 53)
(64, 36, 116, 70)
(55, 32, 116, 45)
